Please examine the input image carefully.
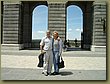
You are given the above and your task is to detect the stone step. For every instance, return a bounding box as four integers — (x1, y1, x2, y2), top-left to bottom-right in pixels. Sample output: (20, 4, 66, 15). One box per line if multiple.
(93, 46, 106, 52)
(1, 50, 38, 56)
(1, 49, 106, 56)
(1, 44, 20, 50)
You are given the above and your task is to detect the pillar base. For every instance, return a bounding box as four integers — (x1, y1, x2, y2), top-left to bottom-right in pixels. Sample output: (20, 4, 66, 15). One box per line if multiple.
(1, 43, 32, 51)
(91, 45, 106, 52)
(1, 44, 21, 50)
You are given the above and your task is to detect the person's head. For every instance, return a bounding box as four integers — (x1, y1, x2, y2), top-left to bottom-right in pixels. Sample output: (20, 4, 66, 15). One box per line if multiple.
(53, 31, 59, 39)
(46, 30, 51, 38)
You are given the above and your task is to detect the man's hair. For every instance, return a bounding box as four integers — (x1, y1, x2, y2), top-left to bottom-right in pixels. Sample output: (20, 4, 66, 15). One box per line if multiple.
(46, 30, 50, 33)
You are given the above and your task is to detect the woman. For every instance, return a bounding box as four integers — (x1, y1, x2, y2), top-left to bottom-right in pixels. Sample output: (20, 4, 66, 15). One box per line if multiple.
(52, 31, 62, 75)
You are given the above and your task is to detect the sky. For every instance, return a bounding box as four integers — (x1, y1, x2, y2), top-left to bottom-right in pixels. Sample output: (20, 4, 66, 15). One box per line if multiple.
(32, 5, 83, 40)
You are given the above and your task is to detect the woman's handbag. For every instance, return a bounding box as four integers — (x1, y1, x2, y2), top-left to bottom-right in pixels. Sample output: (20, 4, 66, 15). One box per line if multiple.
(58, 56, 65, 69)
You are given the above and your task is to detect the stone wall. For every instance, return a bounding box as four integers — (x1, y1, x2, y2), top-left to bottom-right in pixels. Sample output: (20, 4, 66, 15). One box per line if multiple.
(91, 2, 106, 51)
(2, 2, 20, 44)
(1, 1, 107, 51)
(48, 2, 66, 41)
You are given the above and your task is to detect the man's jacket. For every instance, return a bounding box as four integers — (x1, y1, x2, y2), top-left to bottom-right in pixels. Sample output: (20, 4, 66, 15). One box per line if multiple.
(37, 52, 45, 67)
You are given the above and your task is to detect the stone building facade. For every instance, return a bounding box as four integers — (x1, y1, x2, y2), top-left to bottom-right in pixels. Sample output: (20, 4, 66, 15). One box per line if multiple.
(1, 0, 106, 51)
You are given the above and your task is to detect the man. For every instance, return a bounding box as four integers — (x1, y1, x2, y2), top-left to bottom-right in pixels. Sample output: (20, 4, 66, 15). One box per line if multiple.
(40, 30, 53, 76)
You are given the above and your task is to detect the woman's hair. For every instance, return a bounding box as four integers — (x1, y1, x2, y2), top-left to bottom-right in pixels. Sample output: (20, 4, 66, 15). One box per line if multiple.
(53, 31, 59, 38)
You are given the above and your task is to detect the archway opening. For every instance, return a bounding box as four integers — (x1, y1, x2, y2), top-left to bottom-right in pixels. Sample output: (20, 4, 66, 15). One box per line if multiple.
(66, 5, 83, 50)
(32, 5, 48, 48)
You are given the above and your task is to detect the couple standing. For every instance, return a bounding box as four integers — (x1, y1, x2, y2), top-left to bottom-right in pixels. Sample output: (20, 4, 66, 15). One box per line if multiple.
(40, 30, 62, 76)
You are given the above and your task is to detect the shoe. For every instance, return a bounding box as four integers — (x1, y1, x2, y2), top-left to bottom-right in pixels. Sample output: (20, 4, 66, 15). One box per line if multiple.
(42, 72, 44, 74)
(47, 72, 51, 76)
(51, 72, 56, 75)
(44, 72, 48, 76)
(55, 72, 59, 75)
(51, 72, 59, 75)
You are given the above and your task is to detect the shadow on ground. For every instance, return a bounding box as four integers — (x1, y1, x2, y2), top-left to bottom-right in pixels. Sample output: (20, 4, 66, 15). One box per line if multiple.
(60, 71, 73, 76)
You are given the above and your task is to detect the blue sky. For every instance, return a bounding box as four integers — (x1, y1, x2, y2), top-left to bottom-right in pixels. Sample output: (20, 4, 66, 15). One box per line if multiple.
(32, 5, 83, 40)
(67, 5, 83, 40)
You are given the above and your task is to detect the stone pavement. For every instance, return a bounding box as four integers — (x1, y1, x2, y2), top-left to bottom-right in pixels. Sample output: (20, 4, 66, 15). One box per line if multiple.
(1, 68, 106, 80)
(1, 49, 106, 80)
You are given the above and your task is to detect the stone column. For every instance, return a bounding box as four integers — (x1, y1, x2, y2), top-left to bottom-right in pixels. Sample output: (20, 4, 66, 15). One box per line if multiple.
(21, 2, 32, 49)
(1, 1, 21, 50)
(48, 2, 66, 41)
(83, 2, 93, 50)
(91, 2, 106, 52)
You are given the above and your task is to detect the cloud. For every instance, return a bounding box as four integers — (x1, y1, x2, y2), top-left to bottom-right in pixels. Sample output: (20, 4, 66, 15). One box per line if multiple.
(81, 28, 83, 32)
(37, 31, 45, 34)
(76, 28, 81, 32)
(68, 28, 72, 31)
(32, 31, 45, 39)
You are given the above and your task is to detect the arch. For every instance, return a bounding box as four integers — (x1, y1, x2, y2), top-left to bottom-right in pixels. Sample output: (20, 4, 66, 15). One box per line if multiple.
(32, 5, 48, 40)
(66, 1, 93, 49)
(30, 1, 48, 13)
(31, 5, 48, 48)
(66, 1, 85, 14)
(21, 1, 48, 49)
(66, 5, 83, 48)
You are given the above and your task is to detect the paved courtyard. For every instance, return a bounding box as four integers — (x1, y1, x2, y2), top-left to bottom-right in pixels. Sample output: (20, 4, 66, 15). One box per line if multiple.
(1, 48, 106, 80)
